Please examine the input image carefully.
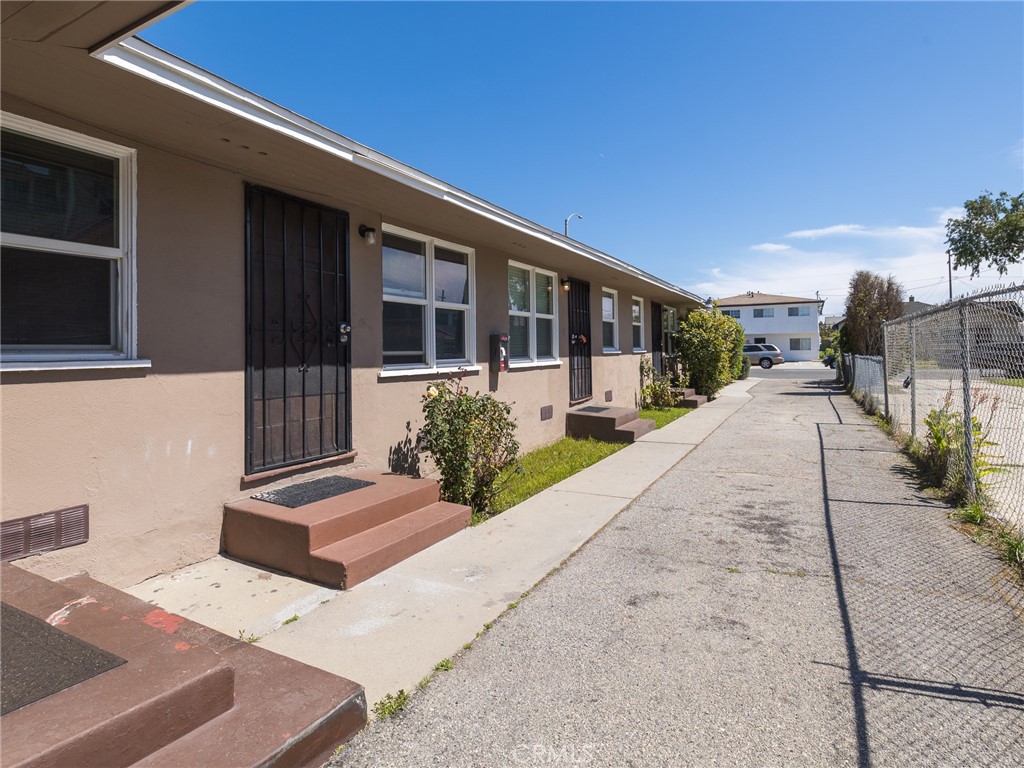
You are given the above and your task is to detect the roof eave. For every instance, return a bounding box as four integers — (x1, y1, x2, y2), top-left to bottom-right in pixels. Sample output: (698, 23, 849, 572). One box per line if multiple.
(95, 37, 702, 306)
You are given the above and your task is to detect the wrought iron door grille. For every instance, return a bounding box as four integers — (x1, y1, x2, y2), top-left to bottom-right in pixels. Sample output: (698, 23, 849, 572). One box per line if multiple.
(568, 277, 592, 403)
(245, 185, 351, 474)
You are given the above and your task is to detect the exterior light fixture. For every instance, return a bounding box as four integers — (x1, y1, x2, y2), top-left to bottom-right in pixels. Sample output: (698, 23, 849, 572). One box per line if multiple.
(358, 225, 377, 246)
(561, 279, 571, 292)
(564, 212, 583, 237)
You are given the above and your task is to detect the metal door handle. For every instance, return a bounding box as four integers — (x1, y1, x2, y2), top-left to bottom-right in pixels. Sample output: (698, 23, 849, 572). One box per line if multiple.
(339, 322, 351, 344)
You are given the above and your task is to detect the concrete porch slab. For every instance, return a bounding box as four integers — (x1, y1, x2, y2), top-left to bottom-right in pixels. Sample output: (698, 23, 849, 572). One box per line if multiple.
(125, 557, 340, 641)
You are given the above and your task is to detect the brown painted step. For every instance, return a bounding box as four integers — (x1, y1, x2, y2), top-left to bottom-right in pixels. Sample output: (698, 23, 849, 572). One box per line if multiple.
(565, 406, 657, 444)
(223, 472, 440, 580)
(681, 393, 708, 407)
(613, 418, 657, 442)
(1, 565, 234, 768)
(566, 405, 645, 442)
(309, 501, 471, 589)
(55, 571, 367, 768)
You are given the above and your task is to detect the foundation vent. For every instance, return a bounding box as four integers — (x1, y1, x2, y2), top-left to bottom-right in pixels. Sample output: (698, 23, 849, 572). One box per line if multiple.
(540, 405, 553, 421)
(604, 390, 613, 402)
(1, 506, 89, 562)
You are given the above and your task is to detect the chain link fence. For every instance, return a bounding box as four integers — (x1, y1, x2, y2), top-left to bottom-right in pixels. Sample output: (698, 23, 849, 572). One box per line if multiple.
(844, 353, 885, 412)
(876, 284, 1024, 530)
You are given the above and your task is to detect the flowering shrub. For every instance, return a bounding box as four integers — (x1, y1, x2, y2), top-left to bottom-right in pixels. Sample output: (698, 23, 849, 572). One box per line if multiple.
(419, 378, 520, 517)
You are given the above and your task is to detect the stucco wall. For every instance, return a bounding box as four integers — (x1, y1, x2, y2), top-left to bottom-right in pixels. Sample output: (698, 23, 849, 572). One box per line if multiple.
(2, 109, 253, 586)
(2, 105, 666, 588)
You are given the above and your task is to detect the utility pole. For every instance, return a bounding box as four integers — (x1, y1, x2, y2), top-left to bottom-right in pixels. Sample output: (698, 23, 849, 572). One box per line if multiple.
(947, 252, 953, 300)
(564, 213, 583, 238)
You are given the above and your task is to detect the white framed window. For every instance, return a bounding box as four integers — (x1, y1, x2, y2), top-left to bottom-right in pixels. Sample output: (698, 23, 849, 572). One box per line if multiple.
(1, 112, 137, 364)
(723, 309, 741, 319)
(790, 338, 812, 351)
(381, 224, 474, 369)
(508, 261, 558, 364)
(631, 297, 644, 351)
(788, 306, 810, 317)
(753, 307, 774, 318)
(601, 288, 618, 352)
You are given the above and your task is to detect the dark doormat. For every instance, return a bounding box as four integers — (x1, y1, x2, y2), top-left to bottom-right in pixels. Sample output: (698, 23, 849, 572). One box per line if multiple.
(576, 406, 610, 413)
(252, 476, 376, 509)
(1, 602, 126, 715)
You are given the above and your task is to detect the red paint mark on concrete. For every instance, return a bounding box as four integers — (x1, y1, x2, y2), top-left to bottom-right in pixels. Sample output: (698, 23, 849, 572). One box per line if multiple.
(101, 606, 111, 612)
(121, 615, 129, 621)
(174, 642, 192, 651)
(142, 609, 184, 634)
(46, 596, 97, 626)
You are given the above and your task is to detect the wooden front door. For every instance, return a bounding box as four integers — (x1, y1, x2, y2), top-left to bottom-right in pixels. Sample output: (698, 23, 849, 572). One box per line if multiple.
(567, 277, 592, 403)
(245, 185, 351, 474)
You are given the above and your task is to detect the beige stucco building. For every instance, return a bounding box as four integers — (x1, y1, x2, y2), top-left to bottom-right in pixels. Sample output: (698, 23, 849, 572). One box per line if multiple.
(1, 2, 703, 587)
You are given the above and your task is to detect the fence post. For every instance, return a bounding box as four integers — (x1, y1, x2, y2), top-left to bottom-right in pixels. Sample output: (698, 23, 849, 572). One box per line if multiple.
(882, 326, 890, 420)
(909, 317, 917, 442)
(958, 302, 976, 501)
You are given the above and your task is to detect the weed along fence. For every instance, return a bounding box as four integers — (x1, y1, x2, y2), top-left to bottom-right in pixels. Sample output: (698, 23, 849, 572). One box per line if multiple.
(855, 284, 1024, 530)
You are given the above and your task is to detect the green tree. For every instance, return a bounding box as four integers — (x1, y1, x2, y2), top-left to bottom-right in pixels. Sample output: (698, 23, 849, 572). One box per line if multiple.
(945, 190, 1024, 277)
(674, 306, 744, 398)
(844, 271, 904, 356)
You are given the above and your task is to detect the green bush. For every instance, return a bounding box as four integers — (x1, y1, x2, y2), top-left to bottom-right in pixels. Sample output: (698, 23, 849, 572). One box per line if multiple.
(728, 320, 745, 380)
(419, 377, 520, 517)
(922, 388, 1007, 502)
(674, 307, 744, 398)
(639, 355, 675, 409)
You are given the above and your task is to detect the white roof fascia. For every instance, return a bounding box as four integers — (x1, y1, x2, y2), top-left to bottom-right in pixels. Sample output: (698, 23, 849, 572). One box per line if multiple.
(96, 38, 701, 304)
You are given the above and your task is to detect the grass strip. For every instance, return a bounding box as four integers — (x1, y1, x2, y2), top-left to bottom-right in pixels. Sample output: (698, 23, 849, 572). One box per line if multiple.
(487, 437, 626, 518)
(640, 406, 694, 429)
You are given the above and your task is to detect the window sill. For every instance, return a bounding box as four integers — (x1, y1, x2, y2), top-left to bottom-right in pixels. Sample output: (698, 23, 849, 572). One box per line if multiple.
(508, 359, 562, 370)
(378, 364, 482, 380)
(1, 358, 152, 373)
(602, 349, 621, 355)
(632, 348, 648, 354)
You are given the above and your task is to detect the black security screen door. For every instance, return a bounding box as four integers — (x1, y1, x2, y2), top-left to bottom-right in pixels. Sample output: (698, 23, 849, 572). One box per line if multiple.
(245, 185, 351, 474)
(567, 277, 592, 403)
(651, 301, 664, 374)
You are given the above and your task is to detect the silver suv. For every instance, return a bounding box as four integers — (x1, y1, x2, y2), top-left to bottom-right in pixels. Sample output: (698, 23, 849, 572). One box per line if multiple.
(744, 343, 785, 369)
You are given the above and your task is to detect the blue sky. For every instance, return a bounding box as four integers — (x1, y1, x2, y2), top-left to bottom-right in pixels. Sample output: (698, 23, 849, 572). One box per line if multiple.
(144, 1, 1023, 312)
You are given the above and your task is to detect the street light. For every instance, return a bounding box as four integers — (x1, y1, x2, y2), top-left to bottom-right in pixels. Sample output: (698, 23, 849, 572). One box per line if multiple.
(564, 212, 583, 237)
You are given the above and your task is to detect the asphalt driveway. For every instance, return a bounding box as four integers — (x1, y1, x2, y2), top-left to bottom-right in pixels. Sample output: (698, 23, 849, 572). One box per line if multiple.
(332, 368, 1024, 768)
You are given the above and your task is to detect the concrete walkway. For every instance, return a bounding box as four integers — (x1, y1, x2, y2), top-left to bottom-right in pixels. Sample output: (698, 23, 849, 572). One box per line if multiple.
(126, 378, 760, 708)
(331, 369, 1024, 768)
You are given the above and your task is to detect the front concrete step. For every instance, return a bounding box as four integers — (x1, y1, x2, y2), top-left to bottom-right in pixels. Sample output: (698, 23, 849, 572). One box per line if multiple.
(58, 572, 366, 768)
(672, 387, 708, 408)
(1, 565, 365, 768)
(1, 564, 234, 768)
(223, 472, 471, 589)
(309, 501, 471, 588)
(566, 405, 648, 443)
(613, 418, 657, 442)
(223, 472, 440, 580)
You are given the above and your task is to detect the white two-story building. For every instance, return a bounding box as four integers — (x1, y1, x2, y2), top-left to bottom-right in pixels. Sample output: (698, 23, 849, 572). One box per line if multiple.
(718, 292, 823, 362)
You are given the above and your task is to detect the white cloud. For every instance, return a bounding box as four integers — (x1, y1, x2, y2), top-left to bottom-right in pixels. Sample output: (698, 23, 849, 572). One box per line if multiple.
(786, 224, 865, 239)
(679, 205, 1019, 311)
(750, 242, 791, 252)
